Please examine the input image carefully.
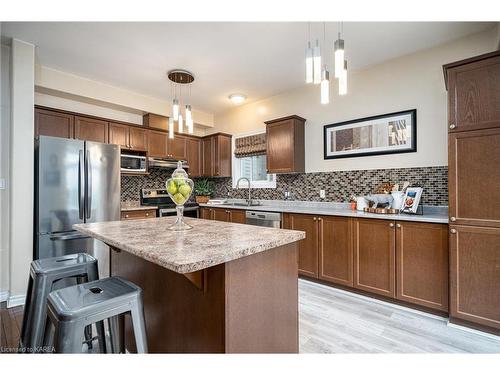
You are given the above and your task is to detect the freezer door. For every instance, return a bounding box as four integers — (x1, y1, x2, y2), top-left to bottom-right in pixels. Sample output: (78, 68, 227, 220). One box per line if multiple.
(37, 232, 93, 260)
(85, 141, 121, 223)
(36, 136, 85, 234)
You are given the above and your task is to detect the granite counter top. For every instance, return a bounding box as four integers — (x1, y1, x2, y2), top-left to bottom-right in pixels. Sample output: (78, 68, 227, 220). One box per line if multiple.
(74, 217, 305, 274)
(121, 201, 158, 211)
(200, 200, 449, 224)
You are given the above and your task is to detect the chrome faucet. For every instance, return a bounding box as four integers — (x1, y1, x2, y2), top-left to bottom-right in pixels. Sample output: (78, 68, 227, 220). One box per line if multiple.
(236, 177, 252, 206)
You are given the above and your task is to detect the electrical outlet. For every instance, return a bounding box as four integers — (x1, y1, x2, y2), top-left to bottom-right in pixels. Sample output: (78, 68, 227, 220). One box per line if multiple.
(319, 189, 326, 199)
(0, 178, 5, 190)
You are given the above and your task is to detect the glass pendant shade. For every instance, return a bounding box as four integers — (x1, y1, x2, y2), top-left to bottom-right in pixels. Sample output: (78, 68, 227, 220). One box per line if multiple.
(320, 68, 330, 104)
(168, 117, 174, 139)
(172, 99, 179, 121)
(313, 40, 321, 84)
(185, 105, 192, 123)
(334, 38, 345, 79)
(339, 60, 348, 96)
(178, 114, 184, 133)
(305, 41, 313, 84)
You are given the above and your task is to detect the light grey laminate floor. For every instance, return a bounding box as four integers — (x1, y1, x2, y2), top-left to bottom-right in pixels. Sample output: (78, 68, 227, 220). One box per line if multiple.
(299, 279, 500, 353)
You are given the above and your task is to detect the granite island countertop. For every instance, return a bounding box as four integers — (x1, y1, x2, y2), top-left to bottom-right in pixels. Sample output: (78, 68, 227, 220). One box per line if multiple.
(121, 201, 158, 211)
(74, 217, 305, 274)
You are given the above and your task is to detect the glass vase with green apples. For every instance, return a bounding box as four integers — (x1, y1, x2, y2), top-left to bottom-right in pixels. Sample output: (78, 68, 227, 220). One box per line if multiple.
(165, 161, 194, 231)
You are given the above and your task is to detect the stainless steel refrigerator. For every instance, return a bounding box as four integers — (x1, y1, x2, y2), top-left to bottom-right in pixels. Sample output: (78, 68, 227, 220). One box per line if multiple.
(35, 136, 120, 277)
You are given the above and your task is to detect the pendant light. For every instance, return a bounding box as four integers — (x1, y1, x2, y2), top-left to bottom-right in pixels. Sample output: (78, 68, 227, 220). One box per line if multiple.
(321, 67, 330, 104)
(339, 60, 348, 96)
(334, 22, 345, 79)
(178, 114, 184, 133)
(168, 117, 174, 139)
(168, 69, 195, 135)
(172, 99, 179, 121)
(186, 104, 193, 134)
(313, 39, 321, 84)
(305, 23, 313, 84)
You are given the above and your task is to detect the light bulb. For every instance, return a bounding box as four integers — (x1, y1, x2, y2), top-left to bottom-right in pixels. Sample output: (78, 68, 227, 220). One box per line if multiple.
(305, 41, 313, 84)
(172, 99, 179, 121)
(178, 114, 183, 133)
(187, 117, 194, 134)
(334, 38, 345, 79)
(321, 68, 329, 104)
(313, 39, 321, 84)
(339, 60, 347, 96)
(168, 117, 174, 139)
(185, 104, 192, 123)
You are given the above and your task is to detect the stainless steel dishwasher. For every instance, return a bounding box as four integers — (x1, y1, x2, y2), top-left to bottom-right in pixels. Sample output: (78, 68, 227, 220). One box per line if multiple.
(245, 210, 281, 228)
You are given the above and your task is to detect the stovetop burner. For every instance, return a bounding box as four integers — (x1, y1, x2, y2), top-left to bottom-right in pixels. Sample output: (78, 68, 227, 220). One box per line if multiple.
(140, 188, 198, 209)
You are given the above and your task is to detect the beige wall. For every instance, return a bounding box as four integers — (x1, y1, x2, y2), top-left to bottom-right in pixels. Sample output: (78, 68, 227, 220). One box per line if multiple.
(212, 28, 497, 173)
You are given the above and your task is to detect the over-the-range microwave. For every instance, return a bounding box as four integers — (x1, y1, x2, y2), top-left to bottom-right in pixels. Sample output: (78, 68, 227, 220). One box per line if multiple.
(121, 153, 147, 173)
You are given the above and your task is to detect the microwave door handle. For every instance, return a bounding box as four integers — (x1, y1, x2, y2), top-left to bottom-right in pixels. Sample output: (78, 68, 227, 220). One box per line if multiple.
(78, 150, 85, 220)
(85, 150, 92, 220)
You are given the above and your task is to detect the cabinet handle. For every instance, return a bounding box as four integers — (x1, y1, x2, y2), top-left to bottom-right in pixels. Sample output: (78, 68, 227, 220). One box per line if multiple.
(396, 223, 401, 228)
(450, 228, 457, 234)
(449, 124, 456, 130)
(389, 223, 394, 228)
(450, 216, 456, 222)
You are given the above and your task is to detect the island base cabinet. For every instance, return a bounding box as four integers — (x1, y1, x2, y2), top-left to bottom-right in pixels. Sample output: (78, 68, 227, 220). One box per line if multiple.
(396, 222, 449, 312)
(283, 213, 318, 278)
(449, 225, 500, 330)
(110, 242, 299, 353)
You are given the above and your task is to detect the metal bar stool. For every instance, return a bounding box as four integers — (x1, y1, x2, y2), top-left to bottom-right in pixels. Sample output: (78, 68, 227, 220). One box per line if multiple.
(43, 276, 147, 354)
(20, 253, 106, 353)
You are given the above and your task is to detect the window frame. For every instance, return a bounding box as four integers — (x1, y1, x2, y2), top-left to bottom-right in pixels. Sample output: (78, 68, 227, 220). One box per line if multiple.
(232, 129, 276, 189)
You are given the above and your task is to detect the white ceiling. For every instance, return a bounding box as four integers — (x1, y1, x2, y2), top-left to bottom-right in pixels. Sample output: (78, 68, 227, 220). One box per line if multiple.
(2, 22, 495, 114)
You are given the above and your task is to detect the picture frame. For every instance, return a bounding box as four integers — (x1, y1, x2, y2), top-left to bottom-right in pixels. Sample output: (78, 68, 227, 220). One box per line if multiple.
(323, 109, 417, 159)
(401, 187, 423, 214)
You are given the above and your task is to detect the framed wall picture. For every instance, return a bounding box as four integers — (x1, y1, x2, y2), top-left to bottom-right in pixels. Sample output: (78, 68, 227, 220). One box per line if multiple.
(323, 109, 416, 159)
(401, 187, 423, 214)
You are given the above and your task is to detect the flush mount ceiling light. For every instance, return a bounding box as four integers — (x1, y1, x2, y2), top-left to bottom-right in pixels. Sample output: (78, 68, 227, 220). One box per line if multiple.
(229, 93, 247, 105)
(168, 69, 195, 137)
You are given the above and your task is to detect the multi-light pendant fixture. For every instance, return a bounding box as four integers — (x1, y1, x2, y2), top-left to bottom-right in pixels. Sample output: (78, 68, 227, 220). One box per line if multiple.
(305, 22, 348, 103)
(168, 69, 195, 138)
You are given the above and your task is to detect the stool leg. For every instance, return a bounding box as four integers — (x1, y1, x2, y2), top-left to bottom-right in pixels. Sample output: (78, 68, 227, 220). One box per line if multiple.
(95, 321, 107, 353)
(26, 275, 53, 350)
(19, 273, 34, 351)
(54, 321, 85, 354)
(109, 315, 125, 353)
(130, 301, 148, 354)
(42, 315, 55, 353)
(76, 275, 93, 350)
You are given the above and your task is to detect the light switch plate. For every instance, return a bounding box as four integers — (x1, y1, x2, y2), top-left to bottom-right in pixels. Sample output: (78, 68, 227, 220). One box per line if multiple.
(319, 189, 325, 199)
(0, 178, 5, 190)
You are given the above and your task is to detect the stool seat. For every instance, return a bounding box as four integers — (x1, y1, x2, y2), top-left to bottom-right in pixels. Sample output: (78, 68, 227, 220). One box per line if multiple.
(31, 253, 96, 276)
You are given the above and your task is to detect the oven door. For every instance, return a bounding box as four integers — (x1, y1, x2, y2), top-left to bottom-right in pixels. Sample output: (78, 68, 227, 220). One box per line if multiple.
(159, 206, 199, 218)
(121, 154, 146, 173)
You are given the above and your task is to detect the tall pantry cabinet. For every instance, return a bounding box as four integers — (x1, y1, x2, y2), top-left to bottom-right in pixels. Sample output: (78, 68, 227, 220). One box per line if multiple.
(443, 50, 500, 334)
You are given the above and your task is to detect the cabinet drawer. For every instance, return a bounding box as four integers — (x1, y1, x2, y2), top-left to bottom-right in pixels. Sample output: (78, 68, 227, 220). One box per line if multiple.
(121, 209, 156, 220)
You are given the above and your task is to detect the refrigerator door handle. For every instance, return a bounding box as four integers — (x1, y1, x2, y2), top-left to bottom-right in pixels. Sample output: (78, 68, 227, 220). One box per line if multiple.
(79, 150, 85, 220)
(50, 232, 90, 241)
(85, 150, 93, 219)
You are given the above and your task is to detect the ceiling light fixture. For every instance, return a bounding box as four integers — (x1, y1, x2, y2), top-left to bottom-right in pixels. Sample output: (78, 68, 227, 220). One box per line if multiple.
(313, 39, 321, 84)
(168, 69, 195, 138)
(168, 117, 174, 139)
(305, 23, 313, 84)
(229, 93, 247, 105)
(334, 23, 345, 79)
(339, 60, 348, 96)
(321, 66, 330, 104)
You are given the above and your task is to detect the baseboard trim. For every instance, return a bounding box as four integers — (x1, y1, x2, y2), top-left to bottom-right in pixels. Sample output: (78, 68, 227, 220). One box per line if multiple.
(0, 290, 9, 303)
(447, 322, 500, 341)
(7, 294, 26, 308)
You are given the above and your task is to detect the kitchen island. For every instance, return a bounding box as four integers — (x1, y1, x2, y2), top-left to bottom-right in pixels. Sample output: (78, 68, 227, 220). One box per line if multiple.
(74, 217, 305, 353)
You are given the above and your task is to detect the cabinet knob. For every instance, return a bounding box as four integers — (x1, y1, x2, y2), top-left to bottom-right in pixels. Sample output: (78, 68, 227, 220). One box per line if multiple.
(396, 223, 401, 228)
(450, 228, 457, 234)
(313, 217, 317, 221)
(450, 216, 456, 222)
(145, 213, 149, 217)
(389, 223, 394, 228)
(318, 217, 322, 221)
(449, 124, 456, 130)
(125, 214, 129, 218)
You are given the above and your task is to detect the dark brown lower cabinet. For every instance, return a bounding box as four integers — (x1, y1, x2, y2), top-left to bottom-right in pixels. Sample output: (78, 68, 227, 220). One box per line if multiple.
(396, 222, 449, 311)
(318, 216, 353, 287)
(450, 225, 500, 330)
(200, 207, 246, 224)
(353, 218, 396, 298)
(283, 213, 318, 278)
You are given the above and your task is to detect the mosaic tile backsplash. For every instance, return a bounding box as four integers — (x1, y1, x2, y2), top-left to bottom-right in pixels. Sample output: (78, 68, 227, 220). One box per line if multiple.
(121, 166, 448, 206)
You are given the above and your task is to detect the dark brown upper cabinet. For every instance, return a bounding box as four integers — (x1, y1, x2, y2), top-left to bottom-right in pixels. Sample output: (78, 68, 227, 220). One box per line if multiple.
(265, 115, 306, 174)
(74, 116, 108, 143)
(444, 50, 500, 133)
(148, 130, 168, 158)
(129, 127, 148, 151)
(167, 134, 187, 160)
(186, 137, 202, 177)
(109, 122, 148, 151)
(202, 133, 232, 177)
(35, 108, 74, 139)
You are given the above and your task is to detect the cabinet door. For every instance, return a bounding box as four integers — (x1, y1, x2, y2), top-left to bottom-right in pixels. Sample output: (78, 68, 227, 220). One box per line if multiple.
(74, 116, 108, 143)
(449, 128, 500, 228)
(214, 135, 232, 177)
(448, 56, 500, 132)
(200, 207, 213, 220)
(109, 123, 130, 148)
(450, 225, 500, 329)
(35, 108, 74, 138)
(228, 209, 246, 224)
(202, 137, 214, 176)
(353, 219, 396, 298)
(318, 216, 353, 287)
(168, 134, 187, 160)
(396, 222, 448, 311)
(266, 119, 294, 173)
(186, 138, 202, 177)
(285, 213, 318, 278)
(148, 130, 168, 158)
(121, 209, 156, 220)
(129, 127, 148, 151)
(212, 208, 229, 222)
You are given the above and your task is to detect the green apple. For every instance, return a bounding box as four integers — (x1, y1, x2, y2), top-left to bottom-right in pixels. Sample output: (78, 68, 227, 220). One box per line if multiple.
(173, 193, 187, 205)
(167, 181, 178, 195)
(174, 177, 185, 186)
(179, 184, 192, 198)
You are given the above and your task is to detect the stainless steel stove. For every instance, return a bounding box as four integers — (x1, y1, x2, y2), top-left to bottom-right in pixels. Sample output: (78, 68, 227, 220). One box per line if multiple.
(140, 188, 199, 218)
